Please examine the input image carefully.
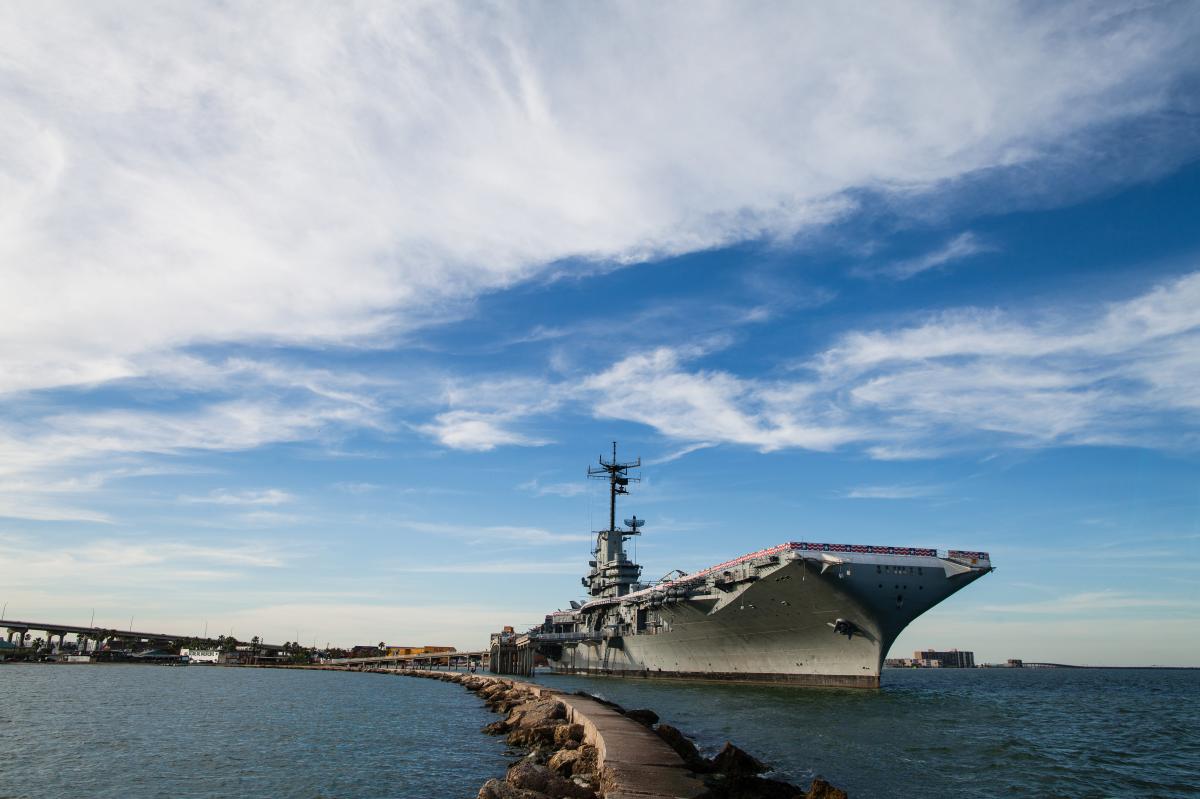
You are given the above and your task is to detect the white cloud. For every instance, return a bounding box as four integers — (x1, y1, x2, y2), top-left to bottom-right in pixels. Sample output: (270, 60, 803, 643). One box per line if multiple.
(979, 590, 1197, 615)
(392, 559, 582, 575)
(182, 488, 293, 506)
(417, 410, 549, 452)
(333, 482, 381, 495)
(0, 535, 286, 587)
(862, 232, 993, 280)
(1, 3, 1195, 397)
(519, 478, 588, 498)
(419, 269, 1200, 457)
(644, 442, 717, 466)
(399, 520, 591, 545)
(584, 347, 866, 452)
(843, 484, 944, 499)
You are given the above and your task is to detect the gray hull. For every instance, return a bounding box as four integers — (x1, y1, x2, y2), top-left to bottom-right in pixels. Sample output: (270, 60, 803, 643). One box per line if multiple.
(544, 552, 990, 687)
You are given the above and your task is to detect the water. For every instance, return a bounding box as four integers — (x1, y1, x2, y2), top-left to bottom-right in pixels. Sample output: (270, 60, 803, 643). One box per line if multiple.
(537, 668, 1200, 798)
(1, 665, 1197, 798)
(0, 665, 512, 799)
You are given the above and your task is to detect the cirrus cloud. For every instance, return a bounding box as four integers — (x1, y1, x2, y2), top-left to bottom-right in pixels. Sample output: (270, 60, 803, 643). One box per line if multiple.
(2, 2, 1197, 397)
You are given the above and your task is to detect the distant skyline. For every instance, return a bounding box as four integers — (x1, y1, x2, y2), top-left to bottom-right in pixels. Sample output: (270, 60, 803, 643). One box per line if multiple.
(1, 3, 1197, 664)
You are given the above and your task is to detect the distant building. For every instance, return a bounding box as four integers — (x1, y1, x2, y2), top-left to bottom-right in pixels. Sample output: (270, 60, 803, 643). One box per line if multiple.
(1007, 658, 1024, 668)
(382, 645, 457, 657)
(915, 649, 975, 668)
(181, 648, 222, 664)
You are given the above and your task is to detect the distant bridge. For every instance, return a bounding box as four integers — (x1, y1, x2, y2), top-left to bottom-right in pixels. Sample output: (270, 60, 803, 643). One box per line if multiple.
(1, 618, 278, 651)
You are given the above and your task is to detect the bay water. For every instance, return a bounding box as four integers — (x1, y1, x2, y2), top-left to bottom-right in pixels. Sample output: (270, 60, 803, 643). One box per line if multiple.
(540, 667, 1200, 798)
(1, 664, 1197, 798)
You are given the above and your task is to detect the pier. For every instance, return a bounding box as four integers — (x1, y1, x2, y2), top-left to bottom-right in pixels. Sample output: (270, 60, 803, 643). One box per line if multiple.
(328, 629, 538, 677)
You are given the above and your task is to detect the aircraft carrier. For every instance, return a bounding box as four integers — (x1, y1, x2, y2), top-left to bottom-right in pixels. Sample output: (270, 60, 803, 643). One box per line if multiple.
(533, 444, 993, 687)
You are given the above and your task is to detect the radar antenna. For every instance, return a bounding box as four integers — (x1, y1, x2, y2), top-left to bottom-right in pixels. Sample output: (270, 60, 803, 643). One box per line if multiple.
(588, 441, 641, 536)
(584, 442, 645, 597)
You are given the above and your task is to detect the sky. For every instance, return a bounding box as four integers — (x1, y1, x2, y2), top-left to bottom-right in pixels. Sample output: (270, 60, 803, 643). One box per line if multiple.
(1, 2, 1198, 664)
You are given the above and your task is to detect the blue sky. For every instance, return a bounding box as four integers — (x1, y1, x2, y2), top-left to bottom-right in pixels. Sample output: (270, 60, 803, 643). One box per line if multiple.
(1, 3, 1197, 663)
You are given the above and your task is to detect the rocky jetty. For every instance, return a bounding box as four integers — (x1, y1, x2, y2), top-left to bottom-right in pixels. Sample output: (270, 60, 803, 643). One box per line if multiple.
(383, 668, 847, 799)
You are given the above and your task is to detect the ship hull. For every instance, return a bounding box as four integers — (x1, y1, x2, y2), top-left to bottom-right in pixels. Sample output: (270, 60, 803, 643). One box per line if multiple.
(543, 553, 988, 688)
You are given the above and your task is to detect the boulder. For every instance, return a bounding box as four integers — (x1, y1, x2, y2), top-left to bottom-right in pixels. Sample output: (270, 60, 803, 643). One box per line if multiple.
(709, 742, 768, 776)
(547, 748, 582, 776)
(506, 723, 559, 747)
(514, 698, 567, 729)
(623, 708, 659, 727)
(655, 724, 709, 772)
(805, 778, 848, 799)
(553, 723, 585, 745)
(477, 777, 550, 799)
(507, 760, 594, 799)
(572, 745, 599, 776)
(482, 720, 510, 735)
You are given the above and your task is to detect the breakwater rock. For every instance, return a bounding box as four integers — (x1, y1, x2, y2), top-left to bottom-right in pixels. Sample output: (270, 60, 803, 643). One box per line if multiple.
(382, 668, 847, 799)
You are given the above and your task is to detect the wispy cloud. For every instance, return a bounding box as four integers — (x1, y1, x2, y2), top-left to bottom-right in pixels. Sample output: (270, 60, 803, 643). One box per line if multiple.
(408, 269, 1200, 459)
(0, 536, 287, 591)
(3, 4, 1196, 399)
(980, 591, 1198, 615)
(842, 484, 944, 499)
(417, 411, 550, 452)
(645, 442, 717, 466)
(858, 232, 994, 280)
(398, 520, 592, 545)
(332, 482, 381, 495)
(181, 488, 293, 506)
(518, 478, 588, 498)
(391, 559, 582, 575)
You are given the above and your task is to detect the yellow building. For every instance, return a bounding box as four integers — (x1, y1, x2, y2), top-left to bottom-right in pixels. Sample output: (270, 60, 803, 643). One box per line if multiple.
(383, 645, 457, 657)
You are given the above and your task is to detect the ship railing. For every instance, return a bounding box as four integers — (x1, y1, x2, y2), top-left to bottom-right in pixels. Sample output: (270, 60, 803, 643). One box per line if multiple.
(532, 631, 595, 643)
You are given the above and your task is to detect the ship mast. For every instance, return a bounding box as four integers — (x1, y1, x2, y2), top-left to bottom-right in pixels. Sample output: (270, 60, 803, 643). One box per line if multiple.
(585, 442, 644, 598)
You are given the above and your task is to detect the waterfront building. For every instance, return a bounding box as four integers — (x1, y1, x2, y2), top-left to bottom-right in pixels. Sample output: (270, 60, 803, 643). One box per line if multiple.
(914, 649, 975, 668)
(382, 645, 457, 657)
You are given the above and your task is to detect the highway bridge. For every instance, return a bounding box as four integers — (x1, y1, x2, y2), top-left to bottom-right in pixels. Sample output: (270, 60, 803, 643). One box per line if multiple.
(0, 618, 279, 652)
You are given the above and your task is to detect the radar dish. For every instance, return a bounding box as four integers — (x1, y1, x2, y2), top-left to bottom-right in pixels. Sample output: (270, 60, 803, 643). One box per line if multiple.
(624, 516, 645, 528)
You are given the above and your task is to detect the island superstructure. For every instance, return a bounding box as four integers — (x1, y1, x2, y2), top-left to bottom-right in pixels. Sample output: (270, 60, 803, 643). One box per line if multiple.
(533, 443, 993, 687)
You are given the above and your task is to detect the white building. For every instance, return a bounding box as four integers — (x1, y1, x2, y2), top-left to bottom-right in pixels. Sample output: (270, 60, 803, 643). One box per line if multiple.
(181, 648, 222, 664)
